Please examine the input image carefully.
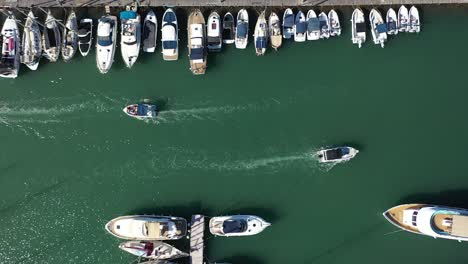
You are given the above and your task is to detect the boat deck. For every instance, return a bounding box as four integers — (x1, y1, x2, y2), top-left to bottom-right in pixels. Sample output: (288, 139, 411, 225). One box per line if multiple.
(188, 10, 206, 75)
(190, 214, 204, 264)
(433, 213, 453, 233)
(384, 204, 426, 233)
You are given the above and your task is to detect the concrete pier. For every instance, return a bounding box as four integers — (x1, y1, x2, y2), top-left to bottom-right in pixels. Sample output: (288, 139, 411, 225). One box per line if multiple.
(189, 214, 204, 264)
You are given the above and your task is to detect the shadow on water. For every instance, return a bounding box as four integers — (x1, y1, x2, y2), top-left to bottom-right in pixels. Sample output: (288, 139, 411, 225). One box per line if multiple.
(220, 207, 280, 224)
(397, 189, 468, 208)
(125, 201, 214, 220)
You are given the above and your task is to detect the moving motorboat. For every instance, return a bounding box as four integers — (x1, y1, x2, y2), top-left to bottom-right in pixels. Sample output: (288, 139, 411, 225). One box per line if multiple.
(0, 13, 20, 78)
(207, 11, 222, 52)
(161, 8, 178, 61)
(209, 215, 271, 237)
(328, 9, 341, 36)
(119, 241, 189, 260)
(293, 11, 306, 42)
(120, 5, 141, 68)
(282, 8, 294, 39)
(21, 11, 42, 71)
(317, 146, 358, 163)
(369, 9, 387, 48)
(62, 11, 78, 62)
(397, 5, 410, 32)
(96, 14, 117, 74)
(306, 10, 319, 41)
(123, 103, 157, 119)
(188, 9, 207, 75)
(105, 215, 187, 240)
(268, 12, 282, 50)
(254, 11, 268, 56)
(386, 8, 398, 35)
(222, 12, 235, 44)
(143, 10, 157, 53)
(235, 9, 248, 49)
(383, 204, 468, 242)
(408, 6, 420, 33)
(351, 8, 366, 48)
(78, 18, 93, 56)
(42, 10, 61, 62)
(318, 12, 329, 39)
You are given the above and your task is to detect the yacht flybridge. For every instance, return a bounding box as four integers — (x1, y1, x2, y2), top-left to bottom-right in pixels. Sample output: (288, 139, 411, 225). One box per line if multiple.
(384, 204, 468, 242)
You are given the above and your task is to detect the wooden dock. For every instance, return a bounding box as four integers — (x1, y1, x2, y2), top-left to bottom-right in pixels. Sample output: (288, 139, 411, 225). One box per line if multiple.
(190, 214, 204, 264)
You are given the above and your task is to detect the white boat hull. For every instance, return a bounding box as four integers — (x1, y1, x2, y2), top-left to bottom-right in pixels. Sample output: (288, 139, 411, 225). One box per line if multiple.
(96, 15, 117, 74)
(235, 9, 249, 49)
(209, 215, 271, 237)
(351, 8, 366, 48)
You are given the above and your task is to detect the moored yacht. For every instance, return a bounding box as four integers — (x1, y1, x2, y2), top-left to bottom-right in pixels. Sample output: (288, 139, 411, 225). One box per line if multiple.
(78, 18, 93, 56)
(268, 12, 282, 50)
(317, 146, 358, 163)
(21, 11, 42, 71)
(369, 9, 387, 48)
(123, 103, 157, 119)
(222, 12, 235, 44)
(42, 10, 61, 62)
(120, 5, 141, 68)
(306, 10, 320, 41)
(161, 8, 178, 61)
(105, 215, 187, 240)
(386, 8, 398, 35)
(318, 12, 329, 39)
(351, 8, 366, 48)
(282, 8, 294, 39)
(209, 215, 271, 237)
(235, 9, 249, 49)
(254, 11, 268, 56)
(397, 5, 410, 32)
(188, 9, 207, 75)
(207, 11, 222, 52)
(0, 13, 20, 78)
(142, 10, 157, 53)
(62, 11, 78, 62)
(408, 6, 420, 33)
(96, 14, 117, 74)
(293, 11, 306, 42)
(384, 204, 468, 242)
(328, 9, 341, 36)
(119, 241, 189, 260)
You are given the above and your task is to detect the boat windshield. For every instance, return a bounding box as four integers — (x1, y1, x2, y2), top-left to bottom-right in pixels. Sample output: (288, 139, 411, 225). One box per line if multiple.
(207, 36, 221, 45)
(163, 11, 176, 23)
(223, 220, 248, 234)
(97, 35, 112, 46)
(163, 40, 177, 49)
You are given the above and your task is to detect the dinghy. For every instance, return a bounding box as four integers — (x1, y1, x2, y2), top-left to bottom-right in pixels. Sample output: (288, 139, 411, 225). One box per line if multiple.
(142, 10, 157, 53)
(119, 241, 189, 260)
(351, 8, 366, 48)
(328, 9, 341, 36)
(207, 11, 222, 52)
(318, 12, 329, 39)
(0, 13, 20, 78)
(408, 6, 420, 33)
(306, 10, 320, 41)
(21, 11, 42, 71)
(293, 11, 306, 42)
(254, 11, 268, 56)
(42, 10, 61, 62)
(161, 8, 178, 61)
(209, 215, 271, 237)
(96, 14, 117, 74)
(188, 10, 207, 75)
(235, 9, 249, 49)
(282, 8, 294, 39)
(386, 8, 398, 35)
(120, 5, 141, 68)
(78, 18, 93, 56)
(268, 12, 282, 50)
(123, 103, 157, 119)
(317, 146, 358, 163)
(397, 5, 410, 32)
(369, 9, 387, 48)
(62, 11, 78, 62)
(222, 12, 235, 44)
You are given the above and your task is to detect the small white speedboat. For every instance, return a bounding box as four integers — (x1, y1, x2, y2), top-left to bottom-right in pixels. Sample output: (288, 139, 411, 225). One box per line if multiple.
(328, 9, 341, 36)
(209, 215, 271, 237)
(120, 5, 141, 68)
(351, 8, 366, 48)
(119, 241, 189, 260)
(282, 8, 294, 39)
(268, 12, 282, 50)
(161, 8, 178, 61)
(96, 14, 117, 74)
(318, 12, 329, 39)
(369, 9, 387, 48)
(78, 18, 93, 56)
(386, 8, 398, 35)
(42, 10, 61, 62)
(207, 11, 222, 52)
(123, 103, 157, 119)
(21, 11, 42, 71)
(254, 11, 268, 56)
(397, 5, 410, 32)
(0, 13, 20, 78)
(222, 12, 235, 44)
(235, 9, 249, 49)
(306, 10, 320, 41)
(317, 146, 359, 163)
(408, 6, 420, 33)
(62, 11, 78, 62)
(142, 10, 157, 53)
(293, 11, 306, 42)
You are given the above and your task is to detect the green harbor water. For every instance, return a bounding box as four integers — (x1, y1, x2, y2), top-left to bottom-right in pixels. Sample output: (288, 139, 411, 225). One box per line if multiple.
(2, 6, 468, 264)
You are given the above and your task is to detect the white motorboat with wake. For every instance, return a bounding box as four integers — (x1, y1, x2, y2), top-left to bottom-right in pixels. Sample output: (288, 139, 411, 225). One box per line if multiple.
(293, 11, 306, 42)
(62, 11, 78, 62)
(96, 14, 117, 73)
(317, 146, 358, 163)
(123, 103, 158, 120)
(386, 8, 398, 35)
(268, 12, 282, 50)
(21, 11, 42, 71)
(306, 10, 320, 41)
(78, 18, 93, 56)
(119, 241, 189, 260)
(143, 10, 157, 53)
(351, 8, 366, 48)
(408, 6, 420, 33)
(328, 9, 341, 36)
(282, 8, 294, 39)
(161, 8, 178, 61)
(254, 11, 268, 56)
(318, 12, 329, 39)
(120, 5, 141, 68)
(0, 13, 20, 78)
(222, 12, 235, 44)
(235, 9, 249, 49)
(369, 9, 387, 48)
(209, 215, 271, 237)
(207, 11, 222, 52)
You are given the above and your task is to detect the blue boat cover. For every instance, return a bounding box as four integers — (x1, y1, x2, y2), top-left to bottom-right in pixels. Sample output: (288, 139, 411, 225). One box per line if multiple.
(164, 11, 176, 23)
(163, 40, 178, 49)
(284, 14, 293, 27)
(120, 11, 137, 20)
(190, 47, 204, 60)
(387, 21, 397, 31)
(236, 23, 248, 37)
(137, 104, 149, 116)
(223, 220, 247, 234)
(307, 18, 319, 31)
(255, 37, 267, 49)
(377, 23, 387, 33)
(296, 21, 306, 33)
(319, 20, 327, 28)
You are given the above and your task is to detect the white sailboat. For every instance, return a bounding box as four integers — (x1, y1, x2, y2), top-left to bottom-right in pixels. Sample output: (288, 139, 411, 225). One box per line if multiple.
(386, 8, 398, 35)
(0, 13, 20, 78)
(282, 8, 294, 39)
(21, 11, 42, 71)
(397, 5, 410, 32)
(120, 5, 141, 68)
(293, 11, 306, 42)
(142, 10, 157, 53)
(235, 9, 249, 49)
(42, 10, 61, 62)
(369, 9, 387, 48)
(161, 8, 178, 61)
(254, 11, 268, 56)
(306, 10, 320, 41)
(408, 6, 420, 33)
(207, 11, 222, 52)
(351, 8, 366, 48)
(318, 12, 329, 39)
(119, 241, 189, 260)
(268, 12, 282, 50)
(78, 18, 93, 56)
(96, 14, 117, 74)
(328, 9, 341, 36)
(62, 11, 78, 62)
